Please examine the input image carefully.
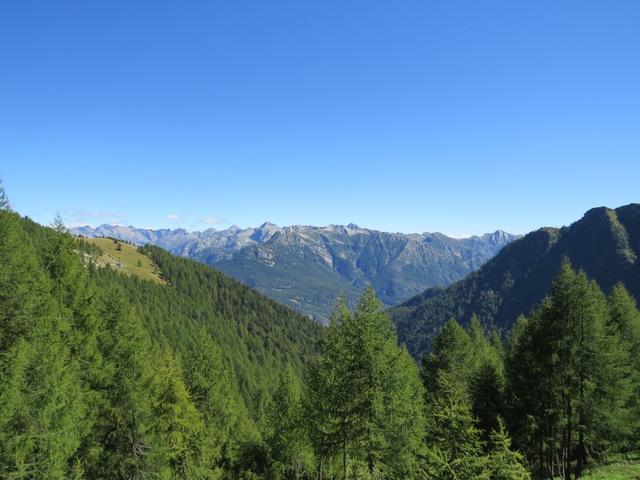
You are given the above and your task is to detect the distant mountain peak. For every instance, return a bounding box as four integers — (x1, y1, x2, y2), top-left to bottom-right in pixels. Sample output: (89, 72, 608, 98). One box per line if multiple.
(259, 221, 279, 229)
(71, 221, 518, 322)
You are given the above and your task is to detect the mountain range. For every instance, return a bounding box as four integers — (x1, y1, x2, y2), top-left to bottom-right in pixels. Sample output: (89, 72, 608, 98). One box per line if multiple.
(72, 223, 519, 322)
(390, 203, 640, 358)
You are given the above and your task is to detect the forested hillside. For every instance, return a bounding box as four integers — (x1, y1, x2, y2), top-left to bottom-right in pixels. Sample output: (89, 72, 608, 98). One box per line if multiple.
(2, 181, 639, 480)
(391, 204, 640, 358)
(0, 184, 322, 478)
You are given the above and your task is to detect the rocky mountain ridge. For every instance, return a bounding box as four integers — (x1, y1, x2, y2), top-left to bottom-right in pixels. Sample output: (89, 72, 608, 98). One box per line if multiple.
(73, 222, 519, 321)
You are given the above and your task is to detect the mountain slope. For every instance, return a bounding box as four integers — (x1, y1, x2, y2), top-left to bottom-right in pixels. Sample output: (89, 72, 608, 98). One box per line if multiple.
(74, 223, 518, 322)
(391, 203, 640, 358)
(26, 217, 322, 402)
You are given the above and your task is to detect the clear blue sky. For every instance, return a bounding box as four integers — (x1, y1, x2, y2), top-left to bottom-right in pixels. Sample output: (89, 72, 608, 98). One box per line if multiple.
(1, 1, 639, 236)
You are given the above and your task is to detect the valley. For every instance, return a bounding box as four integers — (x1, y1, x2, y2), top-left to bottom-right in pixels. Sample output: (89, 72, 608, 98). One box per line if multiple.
(74, 222, 518, 322)
(3, 187, 640, 479)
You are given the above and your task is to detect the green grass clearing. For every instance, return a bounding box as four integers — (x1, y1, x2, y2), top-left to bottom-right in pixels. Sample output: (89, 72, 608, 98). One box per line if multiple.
(81, 237, 165, 285)
(581, 461, 640, 479)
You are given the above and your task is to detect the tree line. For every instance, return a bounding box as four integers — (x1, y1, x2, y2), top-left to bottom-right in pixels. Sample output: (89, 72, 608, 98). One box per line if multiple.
(261, 264, 640, 480)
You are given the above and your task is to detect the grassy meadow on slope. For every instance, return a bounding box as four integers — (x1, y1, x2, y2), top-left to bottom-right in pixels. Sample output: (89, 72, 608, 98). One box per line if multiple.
(580, 460, 640, 479)
(81, 236, 165, 284)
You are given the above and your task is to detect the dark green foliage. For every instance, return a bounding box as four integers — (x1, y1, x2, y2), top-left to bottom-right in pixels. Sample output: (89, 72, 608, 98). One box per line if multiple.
(264, 366, 314, 479)
(422, 316, 506, 444)
(419, 317, 524, 479)
(0, 211, 86, 479)
(147, 349, 209, 479)
(88, 287, 156, 479)
(122, 245, 322, 402)
(392, 204, 640, 359)
(0, 212, 319, 479)
(307, 288, 426, 479)
(608, 284, 640, 444)
(420, 373, 490, 480)
(505, 262, 635, 478)
(3, 197, 640, 480)
(469, 318, 506, 444)
(486, 418, 531, 480)
(422, 318, 474, 395)
(182, 331, 245, 477)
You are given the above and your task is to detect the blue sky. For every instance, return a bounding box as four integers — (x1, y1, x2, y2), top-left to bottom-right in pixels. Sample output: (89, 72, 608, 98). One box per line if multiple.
(1, 1, 639, 237)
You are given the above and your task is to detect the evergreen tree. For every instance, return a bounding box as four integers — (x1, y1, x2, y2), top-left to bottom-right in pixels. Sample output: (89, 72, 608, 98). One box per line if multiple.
(471, 359, 506, 445)
(420, 373, 489, 480)
(307, 289, 425, 479)
(486, 418, 530, 480)
(265, 365, 314, 479)
(0, 331, 86, 479)
(88, 287, 155, 479)
(42, 215, 111, 470)
(0, 212, 86, 479)
(305, 359, 339, 480)
(306, 298, 356, 479)
(505, 262, 632, 478)
(608, 284, 640, 444)
(422, 318, 474, 397)
(468, 317, 506, 443)
(183, 331, 248, 478)
(0, 180, 9, 210)
(148, 349, 211, 479)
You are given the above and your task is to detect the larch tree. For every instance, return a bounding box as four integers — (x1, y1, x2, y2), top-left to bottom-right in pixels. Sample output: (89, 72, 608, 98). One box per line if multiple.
(422, 318, 474, 398)
(148, 349, 211, 479)
(486, 418, 531, 480)
(0, 210, 86, 479)
(420, 372, 489, 480)
(0, 180, 9, 210)
(88, 286, 156, 479)
(265, 365, 314, 479)
(608, 284, 640, 442)
(505, 261, 633, 478)
(307, 288, 425, 479)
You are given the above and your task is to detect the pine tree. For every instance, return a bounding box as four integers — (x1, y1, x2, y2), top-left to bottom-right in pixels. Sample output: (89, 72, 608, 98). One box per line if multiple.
(88, 287, 156, 479)
(0, 179, 9, 210)
(183, 331, 246, 478)
(0, 212, 86, 479)
(42, 215, 111, 470)
(468, 317, 506, 444)
(505, 261, 632, 478)
(486, 418, 530, 480)
(422, 318, 474, 398)
(307, 289, 425, 479)
(265, 365, 313, 479)
(605, 284, 640, 448)
(305, 359, 339, 480)
(471, 359, 506, 445)
(0, 331, 86, 479)
(379, 346, 426, 479)
(421, 372, 490, 480)
(306, 298, 356, 479)
(148, 349, 211, 479)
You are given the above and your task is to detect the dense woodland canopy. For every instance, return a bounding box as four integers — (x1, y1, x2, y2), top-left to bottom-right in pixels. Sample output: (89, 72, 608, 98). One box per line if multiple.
(392, 204, 640, 359)
(0, 181, 639, 479)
